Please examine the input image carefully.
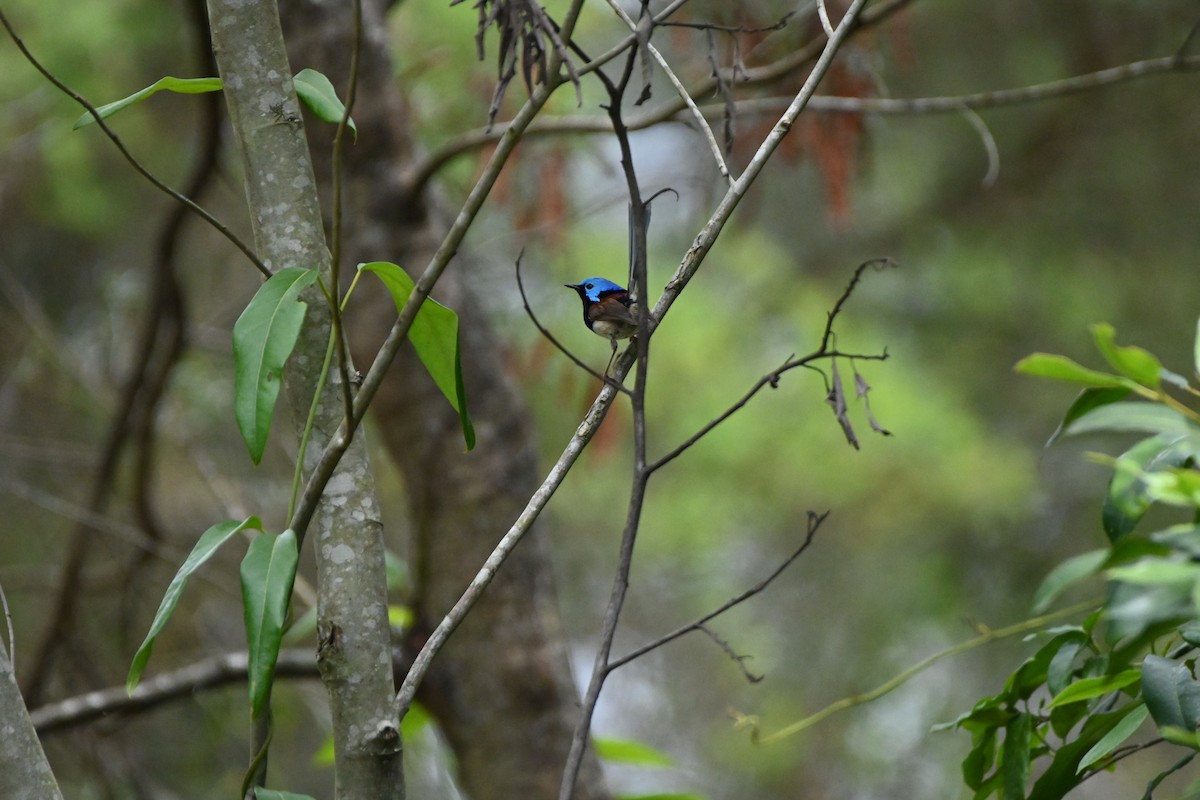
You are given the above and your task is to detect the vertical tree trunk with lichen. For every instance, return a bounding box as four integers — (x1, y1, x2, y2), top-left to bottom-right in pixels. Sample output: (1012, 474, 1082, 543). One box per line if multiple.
(205, 0, 403, 797)
(0, 641, 63, 800)
(279, 1, 609, 798)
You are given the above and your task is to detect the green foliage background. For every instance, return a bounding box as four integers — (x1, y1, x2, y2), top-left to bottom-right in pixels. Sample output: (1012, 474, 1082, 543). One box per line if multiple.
(1, 0, 1198, 797)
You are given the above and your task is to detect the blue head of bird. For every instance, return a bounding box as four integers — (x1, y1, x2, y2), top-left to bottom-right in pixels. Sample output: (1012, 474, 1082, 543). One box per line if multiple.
(565, 277, 638, 346)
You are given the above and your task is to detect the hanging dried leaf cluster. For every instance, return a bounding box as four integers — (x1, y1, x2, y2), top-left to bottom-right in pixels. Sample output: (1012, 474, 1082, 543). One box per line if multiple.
(453, 0, 574, 126)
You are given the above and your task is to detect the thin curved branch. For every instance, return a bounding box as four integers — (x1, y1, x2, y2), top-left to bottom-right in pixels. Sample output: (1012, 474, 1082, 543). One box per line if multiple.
(757, 599, 1101, 744)
(514, 252, 631, 395)
(649, 260, 895, 473)
(607, 510, 828, 672)
(0, 8, 268, 277)
(405, 51, 1200, 194)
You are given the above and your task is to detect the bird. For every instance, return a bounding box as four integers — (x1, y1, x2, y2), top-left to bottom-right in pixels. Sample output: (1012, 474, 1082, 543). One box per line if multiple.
(565, 276, 638, 374)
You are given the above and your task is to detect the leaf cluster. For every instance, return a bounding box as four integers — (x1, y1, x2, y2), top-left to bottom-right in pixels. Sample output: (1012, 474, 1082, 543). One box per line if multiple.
(947, 321, 1200, 798)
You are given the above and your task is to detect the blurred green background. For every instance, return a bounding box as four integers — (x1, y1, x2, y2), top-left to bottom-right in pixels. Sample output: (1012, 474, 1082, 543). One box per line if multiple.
(1, 0, 1198, 797)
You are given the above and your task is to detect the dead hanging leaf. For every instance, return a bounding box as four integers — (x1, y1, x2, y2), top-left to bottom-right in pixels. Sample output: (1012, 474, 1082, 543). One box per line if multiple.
(825, 358, 860, 450)
(854, 367, 892, 437)
(453, 0, 581, 128)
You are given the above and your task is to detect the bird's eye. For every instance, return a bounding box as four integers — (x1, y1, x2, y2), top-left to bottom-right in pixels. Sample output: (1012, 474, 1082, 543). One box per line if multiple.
(585, 282, 594, 290)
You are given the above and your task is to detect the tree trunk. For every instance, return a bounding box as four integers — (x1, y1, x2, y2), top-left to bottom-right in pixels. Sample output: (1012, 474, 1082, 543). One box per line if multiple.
(206, 0, 403, 796)
(280, 1, 609, 797)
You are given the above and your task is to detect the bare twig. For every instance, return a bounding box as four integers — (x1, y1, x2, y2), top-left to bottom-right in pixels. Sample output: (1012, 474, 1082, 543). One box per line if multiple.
(757, 599, 1100, 743)
(659, 13, 793, 34)
(514, 252, 631, 395)
(404, 50, 1200, 196)
(608, 511, 828, 672)
(327, 0, 364, 424)
(0, 8, 267, 277)
(558, 36, 654, 799)
(30, 650, 318, 734)
(816, 0, 836, 38)
(959, 105, 999, 187)
(383, 80, 579, 718)
(603, 0, 733, 183)
(651, 259, 894, 472)
(699, 624, 764, 683)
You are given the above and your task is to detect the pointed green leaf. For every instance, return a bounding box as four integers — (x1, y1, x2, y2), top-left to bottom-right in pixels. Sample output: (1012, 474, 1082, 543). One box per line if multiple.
(960, 726, 997, 790)
(1091, 323, 1163, 389)
(233, 267, 319, 464)
(1077, 703, 1148, 772)
(1001, 712, 1031, 800)
(74, 76, 223, 129)
(1046, 670, 1141, 709)
(1103, 433, 1197, 541)
(1015, 354, 1133, 388)
(1047, 387, 1131, 445)
(293, 68, 356, 136)
(241, 529, 299, 719)
(1028, 710, 1127, 798)
(1107, 558, 1200, 587)
(1063, 402, 1195, 438)
(127, 516, 262, 693)
(594, 736, 674, 767)
(1142, 654, 1200, 732)
(359, 262, 475, 450)
(1033, 549, 1108, 612)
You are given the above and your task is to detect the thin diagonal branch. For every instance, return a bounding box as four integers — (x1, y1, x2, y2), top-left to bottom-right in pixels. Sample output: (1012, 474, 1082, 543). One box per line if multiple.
(608, 510, 828, 672)
(651, 259, 895, 473)
(404, 50, 1200, 196)
(0, 8, 267, 277)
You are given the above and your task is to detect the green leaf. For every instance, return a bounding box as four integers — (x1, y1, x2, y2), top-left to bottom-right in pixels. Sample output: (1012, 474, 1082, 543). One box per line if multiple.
(127, 516, 262, 693)
(1064, 402, 1196, 438)
(1077, 703, 1148, 772)
(254, 791, 318, 800)
(961, 726, 997, 790)
(241, 529, 299, 719)
(1102, 434, 1199, 541)
(1107, 558, 1200, 587)
(1006, 629, 1088, 701)
(1033, 549, 1108, 612)
(359, 262, 475, 450)
(1142, 468, 1200, 509)
(1091, 323, 1163, 389)
(1001, 712, 1032, 800)
(293, 68, 356, 136)
(1028, 710, 1128, 799)
(1142, 654, 1200, 732)
(1014, 353, 1133, 388)
(73, 76, 223, 129)
(594, 736, 674, 767)
(233, 267, 319, 464)
(1046, 670, 1141, 709)
(1047, 387, 1131, 445)
(1157, 725, 1200, 749)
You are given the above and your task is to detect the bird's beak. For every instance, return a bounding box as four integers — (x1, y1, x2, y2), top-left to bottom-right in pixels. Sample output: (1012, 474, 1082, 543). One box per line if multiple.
(564, 283, 579, 290)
